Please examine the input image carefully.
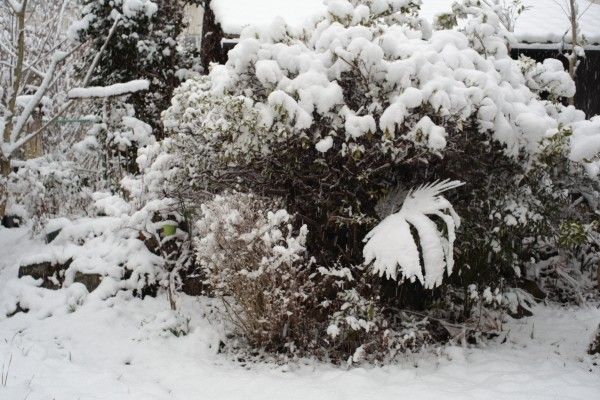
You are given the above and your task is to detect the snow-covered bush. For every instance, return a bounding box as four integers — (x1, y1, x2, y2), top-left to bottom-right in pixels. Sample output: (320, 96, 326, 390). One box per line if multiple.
(195, 192, 319, 351)
(145, 0, 600, 359)
(5, 157, 95, 229)
(78, 102, 156, 189)
(76, 0, 202, 137)
(140, 310, 191, 338)
(194, 192, 443, 361)
(320, 264, 439, 364)
(163, 0, 599, 289)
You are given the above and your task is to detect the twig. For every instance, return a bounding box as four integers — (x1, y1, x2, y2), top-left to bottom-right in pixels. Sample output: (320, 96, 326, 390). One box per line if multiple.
(1, 353, 13, 387)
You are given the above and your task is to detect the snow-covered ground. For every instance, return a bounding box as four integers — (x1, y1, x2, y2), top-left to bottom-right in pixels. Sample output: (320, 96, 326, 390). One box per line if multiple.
(1, 226, 599, 400)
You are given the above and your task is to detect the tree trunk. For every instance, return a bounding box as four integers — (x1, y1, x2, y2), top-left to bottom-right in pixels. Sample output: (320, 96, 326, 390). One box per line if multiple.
(1, 1, 27, 219)
(200, 0, 226, 73)
(567, 0, 579, 106)
(0, 157, 11, 218)
(24, 113, 43, 159)
(3, 0, 28, 145)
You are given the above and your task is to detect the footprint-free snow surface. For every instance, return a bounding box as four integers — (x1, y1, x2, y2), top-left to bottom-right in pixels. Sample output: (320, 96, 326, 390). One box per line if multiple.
(1, 226, 599, 400)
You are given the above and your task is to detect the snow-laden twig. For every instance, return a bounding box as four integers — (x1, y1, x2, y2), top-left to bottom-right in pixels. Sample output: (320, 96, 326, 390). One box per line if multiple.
(1, 353, 12, 387)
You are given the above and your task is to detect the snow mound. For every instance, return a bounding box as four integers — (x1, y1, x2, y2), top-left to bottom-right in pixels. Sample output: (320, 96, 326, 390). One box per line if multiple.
(0, 197, 174, 317)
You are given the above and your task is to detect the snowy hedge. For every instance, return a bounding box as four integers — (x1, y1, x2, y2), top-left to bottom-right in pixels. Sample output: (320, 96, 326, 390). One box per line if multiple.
(160, 0, 598, 281)
(143, 0, 600, 358)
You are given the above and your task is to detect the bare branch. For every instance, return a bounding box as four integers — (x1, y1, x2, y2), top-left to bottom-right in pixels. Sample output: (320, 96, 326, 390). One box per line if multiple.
(8, 15, 123, 157)
(10, 51, 68, 144)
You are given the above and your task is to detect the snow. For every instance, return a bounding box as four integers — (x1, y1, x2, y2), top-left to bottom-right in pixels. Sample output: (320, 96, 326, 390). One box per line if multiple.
(6, 0, 23, 13)
(411, 116, 448, 151)
(15, 95, 51, 109)
(211, 0, 325, 35)
(327, 323, 341, 339)
(267, 90, 313, 130)
(255, 59, 284, 84)
(344, 111, 377, 139)
(1, 227, 599, 399)
(523, 58, 576, 98)
(570, 116, 600, 163)
(68, 14, 94, 41)
(316, 135, 334, 153)
(514, 0, 600, 46)
(92, 193, 133, 217)
(363, 180, 463, 289)
(123, 0, 158, 18)
(68, 80, 150, 99)
(211, 0, 600, 46)
(420, 0, 600, 46)
(203, 0, 600, 170)
(117, 116, 156, 150)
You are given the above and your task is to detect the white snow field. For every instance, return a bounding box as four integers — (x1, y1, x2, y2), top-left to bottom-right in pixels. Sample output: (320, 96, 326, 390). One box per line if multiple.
(1, 226, 599, 400)
(211, 0, 600, 46)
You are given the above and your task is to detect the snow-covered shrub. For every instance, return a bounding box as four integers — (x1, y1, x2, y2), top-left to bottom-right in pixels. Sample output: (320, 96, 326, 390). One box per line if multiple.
(5, 157, 95, 229)
(147, 0, 600, 359)
(320, 264, 438, 364)
(134, 199, 195, 309)
(520, 56, 576, 101)
(76, 0, 202, 137)
(195, 192, 319, 351)
(194, 192, 442, 361)
(139, 310, 191, 338)
(163, 0, 599, 293)
(162, 77, 271, 167)
(122, 135, 199, 307)
(527, 126, 600, 304)
(74, 101, 156, 190)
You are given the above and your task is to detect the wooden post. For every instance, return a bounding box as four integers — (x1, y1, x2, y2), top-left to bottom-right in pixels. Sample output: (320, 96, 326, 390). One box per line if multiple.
(0, 156, 11, 218)
(200, 0, 226, 73)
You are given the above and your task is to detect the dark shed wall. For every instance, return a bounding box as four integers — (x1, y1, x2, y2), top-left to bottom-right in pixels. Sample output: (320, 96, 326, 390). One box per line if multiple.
(512, 48, 600, 117)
